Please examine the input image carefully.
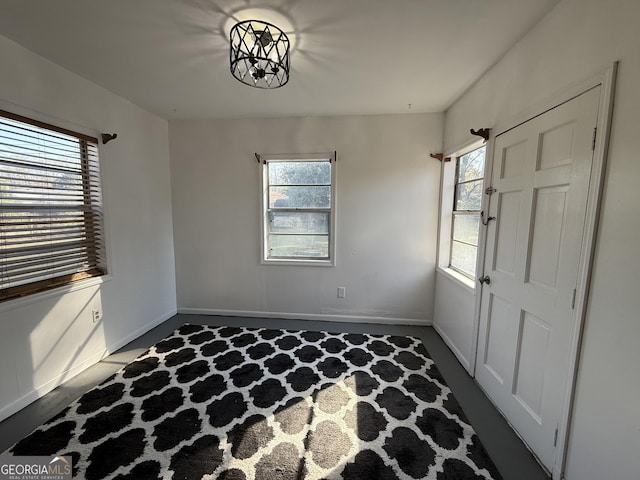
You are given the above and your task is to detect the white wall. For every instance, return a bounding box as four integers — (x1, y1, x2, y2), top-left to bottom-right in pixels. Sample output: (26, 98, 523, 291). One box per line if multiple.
(433, 140, 485, 374)
(0, 35, 177, 420)
(441, 1, 640, 478)
(433, 273, 475, 372)
(170, 113, 442, 324)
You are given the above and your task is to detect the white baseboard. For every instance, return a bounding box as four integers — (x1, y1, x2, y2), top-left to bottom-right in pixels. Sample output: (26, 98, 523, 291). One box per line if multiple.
(0, 308, 177, 422)
(177, 307, 432, 326)
(103, 308, 178, 359)
(432, 322, 472, 374)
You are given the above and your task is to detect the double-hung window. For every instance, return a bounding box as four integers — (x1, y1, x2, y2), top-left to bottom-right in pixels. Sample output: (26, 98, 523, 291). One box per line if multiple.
(450, 146, 485, 278)
(0, 110, 107, 302)
(261, 153, 335, 265)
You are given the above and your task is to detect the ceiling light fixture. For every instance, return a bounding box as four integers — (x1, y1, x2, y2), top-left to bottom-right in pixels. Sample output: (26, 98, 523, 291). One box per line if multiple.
(229, 20, 290, 89)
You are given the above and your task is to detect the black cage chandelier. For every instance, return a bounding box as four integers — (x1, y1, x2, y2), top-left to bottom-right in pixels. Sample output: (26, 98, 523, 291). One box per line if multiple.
(229, 20, 290, 89)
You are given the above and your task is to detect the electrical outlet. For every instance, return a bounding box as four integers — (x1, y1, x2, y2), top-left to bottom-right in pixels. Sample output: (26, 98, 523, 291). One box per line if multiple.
(337, 287, 346, 298)
(92, 308, 102, 323)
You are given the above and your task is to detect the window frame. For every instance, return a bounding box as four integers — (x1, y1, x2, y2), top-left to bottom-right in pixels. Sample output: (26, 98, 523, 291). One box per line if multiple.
(0, 109, 108, 303)
(436, 140, 488, 290)
(449, 145, 486, 279)
(259, 153, 336, 266)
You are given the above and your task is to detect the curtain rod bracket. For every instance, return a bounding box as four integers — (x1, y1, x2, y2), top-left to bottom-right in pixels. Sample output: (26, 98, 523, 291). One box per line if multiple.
(430, 153, 451, 162)
(101, 133, 117, 144)
(470, 128, 491, 143)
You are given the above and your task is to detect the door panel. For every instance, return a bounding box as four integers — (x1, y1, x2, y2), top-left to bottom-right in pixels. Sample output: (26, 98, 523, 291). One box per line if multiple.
(513, 311, 551, 422)
(528, 185, 568, 290)
(501, 140, 527, 179)
(493, 191, 521, 275)
(484, 293, 511, 383)
(476, 87, 601, 471)
(538, 120, 576, 170)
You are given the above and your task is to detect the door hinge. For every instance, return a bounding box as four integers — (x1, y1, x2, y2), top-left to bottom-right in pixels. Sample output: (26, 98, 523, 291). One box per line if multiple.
(571, 288, 577, 309)
(592, 127, 597, 151)
(485, 186, 497, 195)
(553, 427, 559, 447)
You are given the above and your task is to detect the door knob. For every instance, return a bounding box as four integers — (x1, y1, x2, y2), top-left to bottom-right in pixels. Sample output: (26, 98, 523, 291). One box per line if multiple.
(478, 275, 491, 285)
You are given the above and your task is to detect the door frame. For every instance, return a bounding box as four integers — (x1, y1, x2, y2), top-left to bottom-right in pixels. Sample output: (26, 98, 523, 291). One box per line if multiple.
(471, 62, 617, 479)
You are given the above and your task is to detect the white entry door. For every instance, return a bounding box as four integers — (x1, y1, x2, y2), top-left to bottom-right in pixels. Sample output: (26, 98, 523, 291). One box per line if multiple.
(475, 86, 600, 472)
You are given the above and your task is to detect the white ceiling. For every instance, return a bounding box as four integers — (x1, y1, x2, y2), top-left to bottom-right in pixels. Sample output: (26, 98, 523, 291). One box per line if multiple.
(0, 0, 559, 120)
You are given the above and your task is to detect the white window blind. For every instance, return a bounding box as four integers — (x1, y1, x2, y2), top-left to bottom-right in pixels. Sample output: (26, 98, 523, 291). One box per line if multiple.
(0, 110, 107, 301)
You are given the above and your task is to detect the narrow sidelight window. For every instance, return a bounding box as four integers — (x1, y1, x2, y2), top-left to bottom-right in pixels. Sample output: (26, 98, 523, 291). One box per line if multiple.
(450, 146, 485, 278)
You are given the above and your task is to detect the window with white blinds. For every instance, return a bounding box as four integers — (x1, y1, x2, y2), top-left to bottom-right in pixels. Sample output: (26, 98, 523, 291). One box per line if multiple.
(0, 110, 107, 302)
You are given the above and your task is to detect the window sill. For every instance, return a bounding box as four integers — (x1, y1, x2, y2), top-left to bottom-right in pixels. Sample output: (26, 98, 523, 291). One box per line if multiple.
(0, 274, 112, 314)
(261, 258, 335, 267)
(437, 267, 476, 294)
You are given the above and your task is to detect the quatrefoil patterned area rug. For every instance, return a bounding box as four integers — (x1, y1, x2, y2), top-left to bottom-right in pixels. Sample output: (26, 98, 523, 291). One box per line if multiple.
(5, 324, 502, 479)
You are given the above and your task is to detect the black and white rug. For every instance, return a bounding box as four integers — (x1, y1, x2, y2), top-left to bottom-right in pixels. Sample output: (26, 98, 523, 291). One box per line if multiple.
(4, 324, 502, 479)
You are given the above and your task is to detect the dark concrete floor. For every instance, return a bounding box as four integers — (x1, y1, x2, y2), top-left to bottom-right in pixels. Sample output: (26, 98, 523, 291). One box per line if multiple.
(0, 314, 549, 480)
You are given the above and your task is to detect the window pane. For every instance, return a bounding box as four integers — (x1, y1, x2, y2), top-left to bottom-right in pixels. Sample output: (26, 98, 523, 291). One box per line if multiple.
(457, 147, 485, 182)
(268, 234, 329, 258)
(451, 241, 478, 277)
(455, 179, 482, 210)
(269, 186, 331, 209)
(268, 211, 329, 234)
(452, 214, 480, 246)
(269, 161, 331, 185)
